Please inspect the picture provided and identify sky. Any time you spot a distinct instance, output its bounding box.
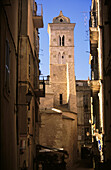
[36,0,91,80]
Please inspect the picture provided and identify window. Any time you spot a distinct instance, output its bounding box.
[62,35,65,46]
[32,106,34,126]
[60,18,63,22]
[20,140,26,150]
[5,39,10,93]
[35,101,39,122]
[20,139,26,154]
[85,128,89,137]
[83,95,88,112]
[59,35,65,46]
[59,36,61,46]
[60,94,62,104]
[29,54,31,78]
[62,52,66,64]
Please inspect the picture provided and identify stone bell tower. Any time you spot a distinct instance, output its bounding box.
[48,11,77,113]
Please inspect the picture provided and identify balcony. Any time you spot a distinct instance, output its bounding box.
[33,4,43,28]
[34,79,45,97]
[90,80,100,94]
[90,27,98,57]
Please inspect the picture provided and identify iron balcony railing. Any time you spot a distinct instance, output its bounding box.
[33,3,43,28]
[34,78,45,97]
[33,3,43,16]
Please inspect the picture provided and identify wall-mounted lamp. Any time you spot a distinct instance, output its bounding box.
[16,90,33,110]
[26,90,33,104]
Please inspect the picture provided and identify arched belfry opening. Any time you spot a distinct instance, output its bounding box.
[59,36,61,46]
[59,35,65,46]
[62,35,65,46]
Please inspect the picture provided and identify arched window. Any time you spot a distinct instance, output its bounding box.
[59,36,61,46]
[62,35,65,46]
[62,52,66,64]
[58,52,61,64]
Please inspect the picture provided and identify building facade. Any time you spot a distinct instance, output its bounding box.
[102,0,111,165]
[76,80,91,159]
[89,0,111,168]
[17,1,44,170]
[0,1,18,170]
[0,0,44,170]
[39,11,77,170]
[48,10,77,113]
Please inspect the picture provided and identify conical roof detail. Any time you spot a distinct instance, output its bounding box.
[59,10,63,16]
[53,11,70,23]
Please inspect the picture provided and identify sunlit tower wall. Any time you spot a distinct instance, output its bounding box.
[48,11,77,113]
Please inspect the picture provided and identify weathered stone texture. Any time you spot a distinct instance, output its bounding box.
[40,11,77,170]
[76,80,91,158]
[39,111,63,148]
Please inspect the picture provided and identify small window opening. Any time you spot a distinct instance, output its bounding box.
[60,94,63,105]
[29,54,31,78]
[60,19,63,22]
[59,36,61,46]
[62,35,65,46]
[62,56,64,59]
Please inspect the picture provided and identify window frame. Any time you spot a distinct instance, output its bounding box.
[60,94,63,105]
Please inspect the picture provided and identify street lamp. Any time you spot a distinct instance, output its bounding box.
[26,90,33,110]
[26,90,33,104]
[16,89,33,110]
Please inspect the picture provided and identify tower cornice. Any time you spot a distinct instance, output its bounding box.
[48,23,76,33]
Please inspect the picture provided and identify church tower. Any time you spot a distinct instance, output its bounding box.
[48,11,77,112]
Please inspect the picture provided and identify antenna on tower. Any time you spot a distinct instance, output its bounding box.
[81,11,89,42]
[81,11,88,26]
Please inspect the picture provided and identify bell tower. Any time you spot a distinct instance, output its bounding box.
[48,11,77,112]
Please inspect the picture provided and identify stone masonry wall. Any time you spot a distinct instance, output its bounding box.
[39,111,63,148]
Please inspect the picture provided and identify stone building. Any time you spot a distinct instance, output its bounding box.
[17,1,44,170]
[76,80,91,159]
[102,0,111,165]
[39,11,77,170]
[89,0,111,168]
[0,0,44,170]
[0,1,18,170]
